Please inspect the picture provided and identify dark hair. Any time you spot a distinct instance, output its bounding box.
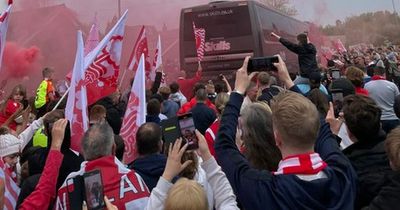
[195,88,208,102]
[343,95,381,142]
[192,83,206,98]
[241,103,281,171]
[43,110,71,152]
[42,67,54,78]
[147,99,161,115]
[136,123,161,155]
[297,33,308,45]
[114,135,125,161]
[90,105,106,122]
[179,151,198,179]
[170,82,180,93]
[373,66,385,76]
[307,89,329,117]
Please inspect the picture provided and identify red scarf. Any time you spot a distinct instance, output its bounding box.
[273,153,327,175]
[371,75,385,81]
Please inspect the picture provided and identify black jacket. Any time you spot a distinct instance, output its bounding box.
[257,86,282,104]
[364,172,400,210]
[343,130,392,209]
[279,38,318,78]
[190,103,217,134]
[129,154,167,191]
[214,92,357,210]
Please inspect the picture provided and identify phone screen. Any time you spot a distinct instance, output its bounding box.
[331,90,344,117]
[178,114,199,150]
[83,170,105,210]
[247,56,279,74]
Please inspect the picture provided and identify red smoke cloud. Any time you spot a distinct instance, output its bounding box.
[2,42,42,79]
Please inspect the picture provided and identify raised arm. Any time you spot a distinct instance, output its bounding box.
[196,130,238,210]
[19,119,67,210]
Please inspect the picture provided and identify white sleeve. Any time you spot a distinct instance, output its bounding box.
[145,177,173,210]
[18,117,44,150]
[201,157,239,210]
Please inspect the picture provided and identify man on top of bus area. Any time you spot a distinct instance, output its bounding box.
[271,32,318,84]
[177,62,202,100]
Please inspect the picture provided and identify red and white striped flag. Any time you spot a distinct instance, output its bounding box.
[193,22,206,62]
[0,4,11,74]
[120,54,146,164]
[65,31,88,152]
[84,11,128,105]
[66,14,100,81]
[0,159,20,210]
[127,26,151,77]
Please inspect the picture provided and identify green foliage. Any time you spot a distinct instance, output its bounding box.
[321,11,400,45]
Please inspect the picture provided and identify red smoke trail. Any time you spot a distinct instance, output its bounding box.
[2,42,42,79]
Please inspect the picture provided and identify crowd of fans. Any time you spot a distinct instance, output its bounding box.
[0,31,399,210]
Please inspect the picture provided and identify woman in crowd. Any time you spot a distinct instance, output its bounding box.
[0,85,28,131]
[204,92,229,156]
[146,131,238,210]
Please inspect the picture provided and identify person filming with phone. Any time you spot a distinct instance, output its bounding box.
[271,32,318,84]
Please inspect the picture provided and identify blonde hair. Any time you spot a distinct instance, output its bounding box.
[385,127,400,171]
[271,92,320,150]
[165,178,208,210]
[215,92,229,115]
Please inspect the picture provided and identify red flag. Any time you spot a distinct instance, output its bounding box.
[84,12,127,105]
[193,22,206,62]
[121,54,146,164]
[65,31,88,151]
[126,26,151,77]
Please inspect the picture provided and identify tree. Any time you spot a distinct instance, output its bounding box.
[257,0,298,16]
[321,11,400,45]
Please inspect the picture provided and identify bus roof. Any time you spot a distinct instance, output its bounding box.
[182,0,308,28]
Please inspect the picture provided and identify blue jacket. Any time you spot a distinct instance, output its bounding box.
[215,92,357,210]
[129,154,166,191]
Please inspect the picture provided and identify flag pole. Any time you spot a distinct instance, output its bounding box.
[119,68,129,89]
[52,87,70,111]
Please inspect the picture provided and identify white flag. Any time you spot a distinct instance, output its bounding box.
[65,31,88,152]
[120,54,146,164]
[0,4,11,73]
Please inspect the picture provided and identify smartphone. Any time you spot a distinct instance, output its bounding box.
[161,117,181,151]
[178,113,199,150]
[331,89,344,118]
[247,56,279,74]
[331,69,340,79]
[83,170,105,210]
[67,176,84,210]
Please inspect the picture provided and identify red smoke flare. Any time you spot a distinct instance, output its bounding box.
[2,42,42,79]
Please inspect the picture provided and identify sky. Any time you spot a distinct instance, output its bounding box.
[12,0,400,30]
[293,0,399,25]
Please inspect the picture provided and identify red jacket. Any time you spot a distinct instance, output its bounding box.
[55,156,149,210]
[177,70,202,100]
[177,98,217,116]
[20,149,64,210]
[204,119,220,156]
